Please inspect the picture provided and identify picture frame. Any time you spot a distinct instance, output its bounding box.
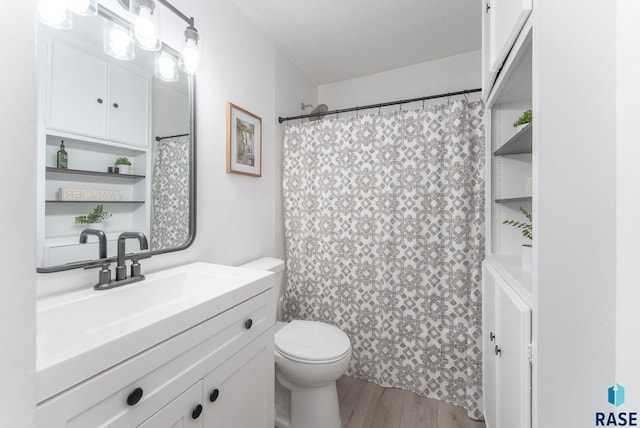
[226,102,262,177]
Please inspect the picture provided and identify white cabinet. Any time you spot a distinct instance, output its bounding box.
[203,333,274,428]
[47,41,149,148]
[36,290,275,428]
[483,262,531,428]
[139,381,204,428]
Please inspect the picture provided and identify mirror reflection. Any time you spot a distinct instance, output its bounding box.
[36,8,194,270]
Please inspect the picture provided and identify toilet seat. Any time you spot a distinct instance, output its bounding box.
[275,320,351,364]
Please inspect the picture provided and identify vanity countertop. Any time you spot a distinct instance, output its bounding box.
[36,262,273,403]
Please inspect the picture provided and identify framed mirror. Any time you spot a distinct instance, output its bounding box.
[36,5,196,272]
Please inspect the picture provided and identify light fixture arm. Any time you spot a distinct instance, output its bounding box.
[117,0,194,26]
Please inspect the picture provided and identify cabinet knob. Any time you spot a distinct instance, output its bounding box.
[495,345,502,357]
[113,103,119,108]
[489,332,495,342]
[191,404,203,419]
[97,98,103,104]
[244,318,253,330]
[209,388,220,402]
[126,387,143,406]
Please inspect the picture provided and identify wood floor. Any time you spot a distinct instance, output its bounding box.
[336,376,486,428]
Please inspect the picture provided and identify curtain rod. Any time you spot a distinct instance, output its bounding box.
[277,88,482,123]
[155,133,190,141]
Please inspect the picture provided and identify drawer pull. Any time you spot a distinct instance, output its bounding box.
[495,345,502,357]
[126,387,143,406]
[489,332,495,342]
[244,318,253,330]
[113,102,119,108]
[192,404,203,419]
[97,98,103,104]
[209,388,220,402]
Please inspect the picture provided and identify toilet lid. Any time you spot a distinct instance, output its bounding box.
[275,320,351,363]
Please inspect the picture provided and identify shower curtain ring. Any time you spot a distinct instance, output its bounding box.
[464,93,469,102]
[422,100,426,110]
[378,106,382,115]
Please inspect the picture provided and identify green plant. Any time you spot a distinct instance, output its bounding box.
[75,204,112,224]
[503,206,532,240]
[114,157,132,166]
[513,109,532,127]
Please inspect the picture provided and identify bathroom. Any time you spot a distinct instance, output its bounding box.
[2,0,640,427]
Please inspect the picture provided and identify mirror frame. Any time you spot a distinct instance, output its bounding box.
[36,7,197,273]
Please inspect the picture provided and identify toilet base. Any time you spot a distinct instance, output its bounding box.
[276,372,341,428]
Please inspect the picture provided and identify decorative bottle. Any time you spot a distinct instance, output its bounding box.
[56,141,68,169]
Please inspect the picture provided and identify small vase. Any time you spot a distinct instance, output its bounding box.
[521,244,532,271]
[76,222,104,232]
[117,165,132,175]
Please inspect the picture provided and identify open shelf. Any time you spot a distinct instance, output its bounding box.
[46,200,145,204]
[495,196,532,204]
[494,123,532,155]
[46,167,145,179]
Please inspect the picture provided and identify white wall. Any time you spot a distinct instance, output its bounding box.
[616,0,640,411]
[36,0,317,296]
[318,50,481,111]
[534,1,617,426]
[0,2,37,426]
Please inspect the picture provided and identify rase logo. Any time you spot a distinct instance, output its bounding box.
[596,384,638,426]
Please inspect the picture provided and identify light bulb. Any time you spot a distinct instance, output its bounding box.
[133,6,160,50]
[67,0,97,16]
[38,0,72,29]
[179,34,200,75]
[104,20,134,61]
[155,53,178,82]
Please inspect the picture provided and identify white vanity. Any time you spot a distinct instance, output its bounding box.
[36,263,275,427]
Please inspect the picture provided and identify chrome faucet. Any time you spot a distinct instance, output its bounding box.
[79,229,111,287]
[115,232,149,282]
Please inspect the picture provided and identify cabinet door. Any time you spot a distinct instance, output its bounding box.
[203,333,274,428]
[494,275,531,428]
[138,381,204,428]
[48,42,107,138]
[482,264,497,428]
[488,0,532,72]
[109,65,149,147]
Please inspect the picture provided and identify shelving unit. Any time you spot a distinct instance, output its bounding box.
[45,200,145,203]
[495,196,532,204]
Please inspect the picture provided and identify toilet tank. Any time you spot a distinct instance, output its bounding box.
[239,257,285,320]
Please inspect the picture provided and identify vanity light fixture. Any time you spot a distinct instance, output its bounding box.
[179,26,200,75]
[104,20,135,61]
[129,0,161,51]
[66,0,98,16]
[37,0,72,29]
[155,51,179,82]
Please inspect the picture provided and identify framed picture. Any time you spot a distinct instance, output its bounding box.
[226,103,262,177]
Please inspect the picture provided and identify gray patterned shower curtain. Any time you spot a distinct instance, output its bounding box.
[150,135,190,251]
[282,99,485,418]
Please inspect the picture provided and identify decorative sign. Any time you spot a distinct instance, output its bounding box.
[58,188,121,201]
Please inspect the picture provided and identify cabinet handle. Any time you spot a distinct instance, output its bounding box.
[486,2,490,13]
[489,332,495,342]
[209,388,220,402]
[495,345,502,357]
[191,404,203,419]
[97,98,103,104]
[244,318,253,330]
[113,103,119,108]
[126,387,143,406]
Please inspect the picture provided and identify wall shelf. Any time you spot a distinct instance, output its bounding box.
[493,123,532,155]
[45,200,145,204]
[46,167,145,179]
[495,196,532,204]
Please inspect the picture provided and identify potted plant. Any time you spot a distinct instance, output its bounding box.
[74,204,112,231]
[503,206,532,270]
[513,109,532,132]
[114,157,132,174]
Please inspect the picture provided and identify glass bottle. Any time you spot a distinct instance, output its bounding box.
[56,140,68,169]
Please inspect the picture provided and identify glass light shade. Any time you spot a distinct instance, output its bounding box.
[67,0,98,16]
[130,0,161,51]
[103,19,135,61]
[154,52,179,82]
[38,0,72,29]
[179,28,200,75]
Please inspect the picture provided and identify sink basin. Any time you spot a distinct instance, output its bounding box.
[36,262,274,403]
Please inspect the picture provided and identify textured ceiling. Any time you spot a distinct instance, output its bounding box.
[231,0,481,85]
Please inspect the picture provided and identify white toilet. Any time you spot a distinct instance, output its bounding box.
[240,257,352,428]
